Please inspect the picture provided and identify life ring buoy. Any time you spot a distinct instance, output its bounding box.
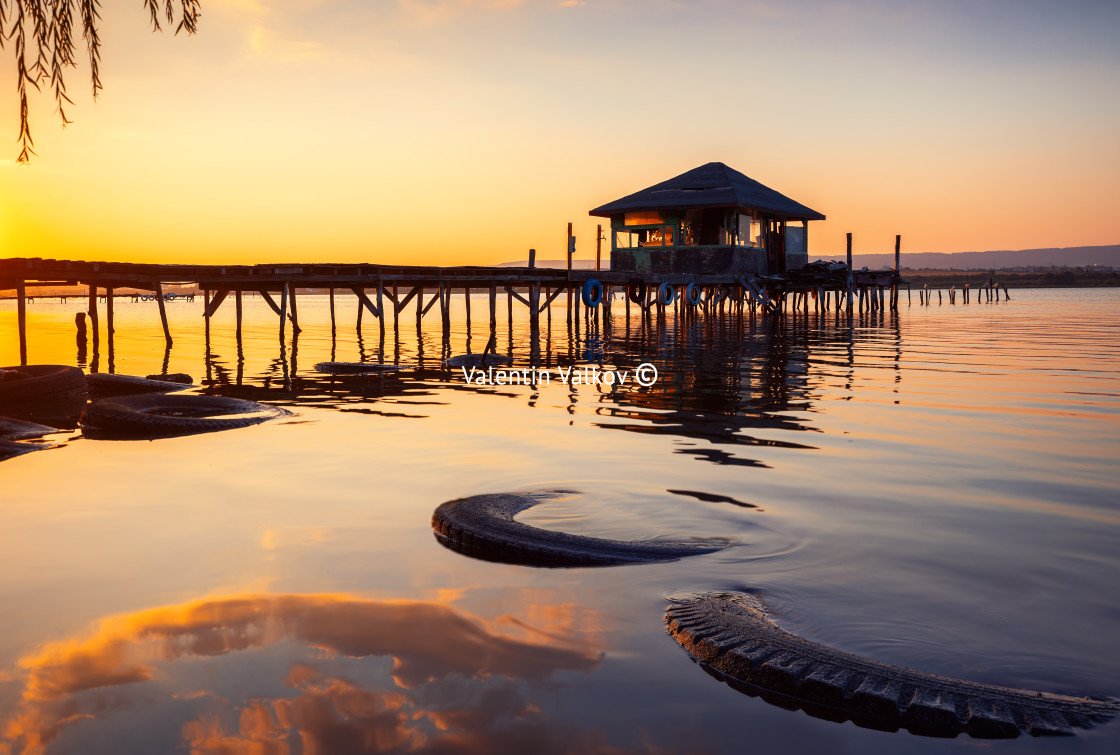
[80,393,291,440]
[658,282,676,306]
[626,278,647,305]
[684,282,701,306]
[581,279,603,308]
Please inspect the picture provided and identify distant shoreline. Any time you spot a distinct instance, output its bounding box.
[897,269,1120,288]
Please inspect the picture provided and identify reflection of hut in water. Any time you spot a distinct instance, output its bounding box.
[590,162,825,277]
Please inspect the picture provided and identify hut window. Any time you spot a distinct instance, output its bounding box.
[625,211,663,226]
[738,213,761,247]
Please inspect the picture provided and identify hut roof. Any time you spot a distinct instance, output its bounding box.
[589,162,825,221]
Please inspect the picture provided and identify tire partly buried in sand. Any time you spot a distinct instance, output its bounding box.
[432,492,728,567]
[86,372,196,398]
[0,365,87,403]
[80,393,291,440]
[666,592,1119,738]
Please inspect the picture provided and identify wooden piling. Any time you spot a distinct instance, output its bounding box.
[106,286,115,357]
[236,290,244,338]
[289,285,301,334]
[846,233,854,313]
[16,281,27,365]
[279,282,288,343]
[377,277,386,343]
[328,287,335,331]
[152,283,172,346]
[489,283,497,333]
[88,285,100,351]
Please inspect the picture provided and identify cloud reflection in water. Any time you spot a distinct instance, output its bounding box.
[1,594,612,754]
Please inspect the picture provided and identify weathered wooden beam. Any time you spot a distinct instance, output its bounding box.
[504,286,531,308]
[154,282,173,347]
[421,290,440,317]
[846,232,854,314]
[88,284,100,351]
[351,287,381,318]
[377,277,386,342]
[204,289,230,318]
[539,285,565,313]
[106,286,115,357]
[16,281,27,365]
[259,290,282,316]
[328,287,336,330]
[280,282,289,342]
[288,285,302,334]
[236,290,243,338]
[397,286,420,312]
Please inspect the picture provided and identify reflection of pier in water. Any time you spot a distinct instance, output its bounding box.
[188,297,902,471]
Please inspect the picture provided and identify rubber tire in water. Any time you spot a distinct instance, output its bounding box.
[627,278,647,305]
[80,393,291,440]
[0,365,88,403]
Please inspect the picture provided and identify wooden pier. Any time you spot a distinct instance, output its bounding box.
[0,244,1009,368]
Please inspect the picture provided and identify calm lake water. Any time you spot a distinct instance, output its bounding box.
[1,286,1118,754]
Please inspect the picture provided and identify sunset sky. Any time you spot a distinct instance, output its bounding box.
[1,0,1118,266]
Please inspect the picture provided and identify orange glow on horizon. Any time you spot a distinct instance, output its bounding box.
[1,1,1117,266]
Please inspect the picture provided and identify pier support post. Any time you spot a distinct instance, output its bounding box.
[377,277,386,344]
[357,287,364,330]
[846,233,854,314]
[16,281,27,365]
[439,283,449,334]
[529,283,540,366]
[328,287,335,332]
[153,282,173,348]
[489,284,497,334]
[280,282,288,343]
[106,286,115,363]
[236,290,243,339]
[88,284,100,351]
[393,285,401,351]
[289,285,301,335]
[464,286,471,333]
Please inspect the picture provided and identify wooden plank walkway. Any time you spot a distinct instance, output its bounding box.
[2,253,1007,369]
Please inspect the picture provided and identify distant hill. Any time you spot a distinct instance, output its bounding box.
[845,244,1120,270]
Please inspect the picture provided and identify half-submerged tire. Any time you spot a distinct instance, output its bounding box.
[314,362,406,375]
[432,492,728,567]
[0,416,57,441]
[80,393,291,440]
[87,372,195,398]
[445,354,513,369]
[666,593,1118,738]
[0,365,87,403]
